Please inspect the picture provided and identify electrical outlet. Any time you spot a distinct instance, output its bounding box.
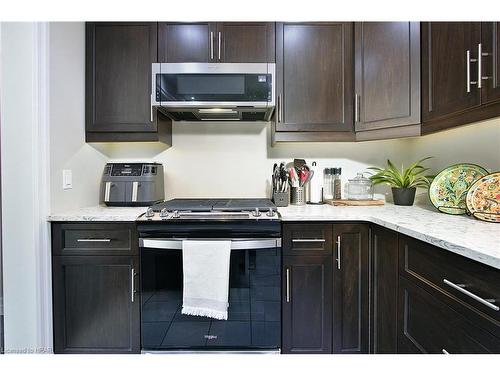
[63,169,72,190]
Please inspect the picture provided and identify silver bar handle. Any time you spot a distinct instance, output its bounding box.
[467,49,478,93]
[278,94,282,122]
[210,31,214,60]
[131,268,137,303]
[140,238,281,251]
[132,181,139,202]
[354,94,359,122]
[478,43,482,89]
[218,32,222,61]
[77,238,111,243]
[292,238,326,243]
[336,235,341,270]
[286,268,290,303]
[104,181,111,202]
[443,279,499,311]
[442,349,450,354]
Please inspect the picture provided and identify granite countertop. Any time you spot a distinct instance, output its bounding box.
[48,203,500,270]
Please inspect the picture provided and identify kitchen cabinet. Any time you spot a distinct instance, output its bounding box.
[51,222,141,354]
[273,22,354,142]
[354,22,421,141]
[369,225,398,354]
[480,22,500,105]
[85,22,171,143]
[421,22,500,134]
[398,277,500,354]
[52,255,140,354]
[158,22,275,63]
[332,223,369,354]
[282,255,333,354]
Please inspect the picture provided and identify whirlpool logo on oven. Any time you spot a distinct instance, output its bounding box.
[204,335,218,340]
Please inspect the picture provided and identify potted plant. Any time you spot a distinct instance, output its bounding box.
[368,158,434,206]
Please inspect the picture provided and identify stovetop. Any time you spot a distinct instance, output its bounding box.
[141,198,279,221]
[150,198,277,212]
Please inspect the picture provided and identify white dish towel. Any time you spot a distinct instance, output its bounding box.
[181,240,232,320]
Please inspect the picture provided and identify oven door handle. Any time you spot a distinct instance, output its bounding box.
[139,238,281,250]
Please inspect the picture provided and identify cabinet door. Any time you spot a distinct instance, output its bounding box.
[481,22,500,105]
[158,22,216,63]
[332,223,369,354]
[422,22,481,123]
[370,226,398,354]
[275,22,354,133]
[282,256,333,354]
[86,22,157,134]
[53,256,140,353]
[217,22,275,63]
[398,277,500,354]
[354,22,420,133]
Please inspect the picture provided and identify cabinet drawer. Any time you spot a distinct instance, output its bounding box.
[283,223,332,256]
[399,235,500,326]
[52,223,138,256]
[398,277,500,354]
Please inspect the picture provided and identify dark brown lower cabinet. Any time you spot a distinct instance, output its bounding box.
[282,255,333,354]
[52,255,140,354]
[370,225,399,354]
[398,277,500,354]
[333,224,369,354]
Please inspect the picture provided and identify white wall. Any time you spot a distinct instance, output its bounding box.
[0,22,39,352]
[49,22,107,213]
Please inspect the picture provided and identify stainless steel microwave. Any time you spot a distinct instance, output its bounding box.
[151,63,275,121]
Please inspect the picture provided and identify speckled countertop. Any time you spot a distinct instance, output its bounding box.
[48,203,500,270]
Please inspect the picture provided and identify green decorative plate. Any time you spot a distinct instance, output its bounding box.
[429,163,488,215]
[466,172,500,223]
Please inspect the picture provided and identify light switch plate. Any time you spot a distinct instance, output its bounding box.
[63,169,72,190]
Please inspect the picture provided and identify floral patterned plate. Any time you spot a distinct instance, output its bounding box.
[466,172,500,223]
[429,163,488,215]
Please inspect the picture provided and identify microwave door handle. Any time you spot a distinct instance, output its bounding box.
[132,181,139,203]
[104,182,111,202]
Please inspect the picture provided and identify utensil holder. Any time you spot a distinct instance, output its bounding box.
[273,191,289,207]
[291,187,305,206]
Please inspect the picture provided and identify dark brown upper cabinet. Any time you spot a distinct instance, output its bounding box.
[85,22,171,143]
[158,22,275,63]
[282,255,333,354]
[158,22,216,63]
[354,22,421,141]
[216,22,275,63]
[480,22,500,105]
[421,22,500,134]
[332,223,369,354]
[273,22,355,142]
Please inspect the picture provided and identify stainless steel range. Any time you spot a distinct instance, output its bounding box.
[137,198,281,352]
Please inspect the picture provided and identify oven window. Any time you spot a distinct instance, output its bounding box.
[140,247,281,350]
[156,73,272,102]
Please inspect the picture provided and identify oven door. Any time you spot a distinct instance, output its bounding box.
[151,63,275,107]
[140,238,281,351]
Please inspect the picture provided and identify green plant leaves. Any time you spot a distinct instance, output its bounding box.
[367,157,434,189]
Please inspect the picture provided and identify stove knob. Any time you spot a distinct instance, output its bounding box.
[159,208,169,219]
[252,208,261,217]
[172,210,180,219]
[145,207,154,219]
[266,208,276,217]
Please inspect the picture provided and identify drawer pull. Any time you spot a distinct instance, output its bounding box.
[443,279,500,312]
[292,238,326,243]
[77,238,112,243]
[442,349,450,354]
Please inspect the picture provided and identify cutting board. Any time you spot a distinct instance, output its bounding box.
[325,199,385,206]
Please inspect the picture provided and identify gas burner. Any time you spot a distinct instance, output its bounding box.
[140,198,279,221]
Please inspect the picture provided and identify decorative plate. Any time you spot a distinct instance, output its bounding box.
[466,172,500,223]
[429,163,488,215]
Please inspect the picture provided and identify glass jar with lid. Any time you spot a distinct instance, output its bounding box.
[347,173,374,200]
